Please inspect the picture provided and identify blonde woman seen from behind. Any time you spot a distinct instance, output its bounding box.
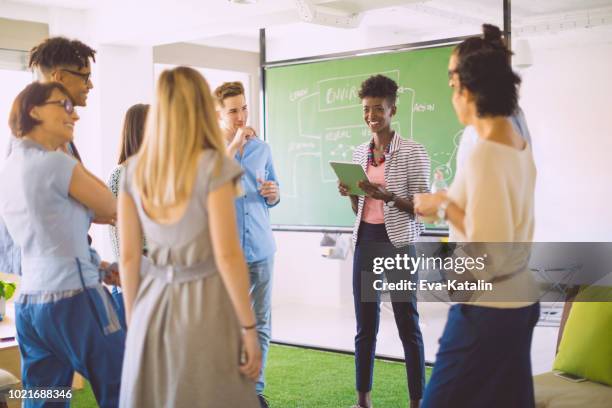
[118,66,261,407]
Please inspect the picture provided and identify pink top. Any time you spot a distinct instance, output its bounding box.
[361,161,386,224]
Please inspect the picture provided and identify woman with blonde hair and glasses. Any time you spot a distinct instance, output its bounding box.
[118,66,261,407]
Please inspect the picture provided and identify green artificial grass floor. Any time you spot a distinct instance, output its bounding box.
[72,344,432,407]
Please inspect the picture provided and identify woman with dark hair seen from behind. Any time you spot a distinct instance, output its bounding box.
[118,67,260,407]
[107,103,149,326]
[0,82,125,407]
[415,24,540,408]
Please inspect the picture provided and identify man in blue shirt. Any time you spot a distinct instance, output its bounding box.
[215,81,279,408]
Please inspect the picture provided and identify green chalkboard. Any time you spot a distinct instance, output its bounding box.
[266,45,463,228]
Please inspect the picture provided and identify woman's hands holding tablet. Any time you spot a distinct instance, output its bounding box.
[338,181,351,196]
[358,180,393,202]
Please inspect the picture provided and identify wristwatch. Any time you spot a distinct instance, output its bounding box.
[386,193,397,208]
[437,198,450,221]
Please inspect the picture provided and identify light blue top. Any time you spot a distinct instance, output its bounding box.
[0,136,20,275]
[456,107,532,169]
[0,139,100,293]
[0,219,20,275]
[233,138,279,263]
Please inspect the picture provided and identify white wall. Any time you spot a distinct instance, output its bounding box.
[520,34,612,242]
[273,231,353,308]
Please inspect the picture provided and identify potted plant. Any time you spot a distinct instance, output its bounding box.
[0,281,16,321]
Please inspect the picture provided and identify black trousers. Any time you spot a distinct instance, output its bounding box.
[352,222,425,399]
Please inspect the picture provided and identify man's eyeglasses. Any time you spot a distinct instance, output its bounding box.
[61,69,91,84]
[41,99,75,114]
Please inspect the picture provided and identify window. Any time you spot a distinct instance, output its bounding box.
[154,63,251,110]
[0,49,34,165]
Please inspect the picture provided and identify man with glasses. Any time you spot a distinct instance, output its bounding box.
[2,38,95,160]
[28,37,96,159]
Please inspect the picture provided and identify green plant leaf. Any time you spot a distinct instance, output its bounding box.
[4,282,16,300]
[0,281,16,300]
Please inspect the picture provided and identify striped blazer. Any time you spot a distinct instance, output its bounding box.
[352,133,431,247]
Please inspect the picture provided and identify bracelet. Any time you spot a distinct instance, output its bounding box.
[384,192,396,204]
[242,323,257,330]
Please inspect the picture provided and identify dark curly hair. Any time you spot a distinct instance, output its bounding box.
[358,74,398,105]
[9,82,72,137]
[29,37,96,71]
[454,24,521,117]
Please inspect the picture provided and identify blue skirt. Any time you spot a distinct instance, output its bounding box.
[422,302,540,408]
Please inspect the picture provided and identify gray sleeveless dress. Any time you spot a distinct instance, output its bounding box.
[118,151,259,408]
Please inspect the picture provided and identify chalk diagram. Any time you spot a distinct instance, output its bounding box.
[281,70,460,198]
[430,129,462,184]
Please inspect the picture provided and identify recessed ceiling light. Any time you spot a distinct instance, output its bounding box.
[228,0,258,4]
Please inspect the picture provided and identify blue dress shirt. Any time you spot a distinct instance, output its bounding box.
[233,138,279,263]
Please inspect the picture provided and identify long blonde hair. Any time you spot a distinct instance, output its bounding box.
[135,66,225,210]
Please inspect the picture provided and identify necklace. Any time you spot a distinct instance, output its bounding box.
[367,140,390,167]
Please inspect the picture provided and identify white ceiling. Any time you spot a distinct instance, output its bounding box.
[1,0,611,54]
